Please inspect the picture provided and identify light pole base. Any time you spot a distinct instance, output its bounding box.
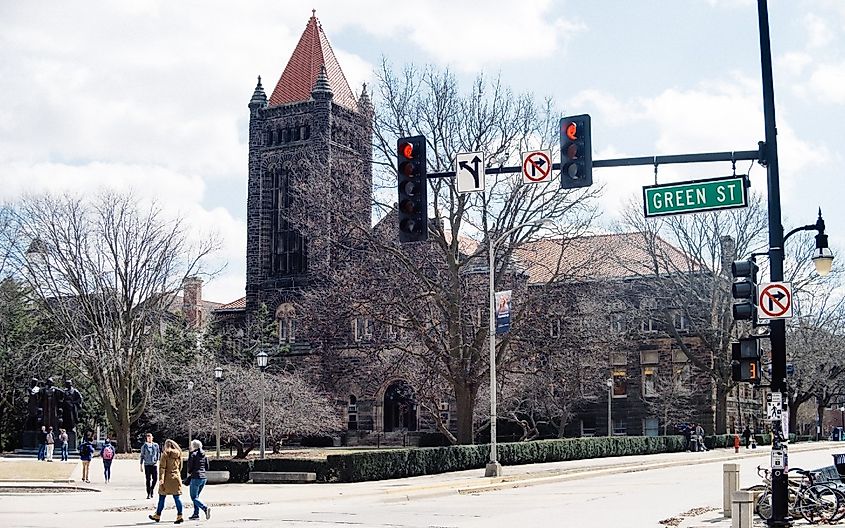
[484,461,502,477]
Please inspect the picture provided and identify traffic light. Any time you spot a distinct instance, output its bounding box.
[731,337,762,383]
[731,259,758,321]
[397,136,428,243]
[559,114,593,189]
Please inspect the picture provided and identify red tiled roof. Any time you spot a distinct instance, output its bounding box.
[515,232,704,284]
[269,14,357,111]
[215,296,246,311]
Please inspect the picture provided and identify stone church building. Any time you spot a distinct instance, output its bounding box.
[212,13,761,444]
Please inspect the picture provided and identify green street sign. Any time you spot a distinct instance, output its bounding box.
[643,175,748,218]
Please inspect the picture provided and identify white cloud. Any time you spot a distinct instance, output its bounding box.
[807,62,845,104]
[803,13,835,49]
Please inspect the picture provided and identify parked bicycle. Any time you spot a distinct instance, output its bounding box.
[749,465,840,524]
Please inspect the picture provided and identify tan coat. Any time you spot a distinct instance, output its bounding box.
[157,447,182,496]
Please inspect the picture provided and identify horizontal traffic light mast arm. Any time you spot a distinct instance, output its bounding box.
[426,149,760,178]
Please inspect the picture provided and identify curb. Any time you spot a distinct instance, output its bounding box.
[381,442,835,502]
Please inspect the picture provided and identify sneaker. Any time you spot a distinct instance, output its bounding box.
[205,506,211,520]
[188,515,200,520]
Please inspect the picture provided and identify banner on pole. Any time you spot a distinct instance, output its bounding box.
[495,290,512,335]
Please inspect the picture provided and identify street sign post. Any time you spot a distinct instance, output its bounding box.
[521,150,553,184]
[642,175,747,218]
[456,152,485,193]
[757,282,793,320]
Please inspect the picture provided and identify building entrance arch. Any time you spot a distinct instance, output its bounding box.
[383,380,417,432]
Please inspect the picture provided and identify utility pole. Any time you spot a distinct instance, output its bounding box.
[756,1,788,525]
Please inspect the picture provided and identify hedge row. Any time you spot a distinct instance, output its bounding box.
[323,435,685,483]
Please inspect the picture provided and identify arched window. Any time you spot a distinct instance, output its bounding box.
[347,396,358,431]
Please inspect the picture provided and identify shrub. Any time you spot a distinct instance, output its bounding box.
[322,436,684,483]
[209,459,253,483]
[300,436,334,448]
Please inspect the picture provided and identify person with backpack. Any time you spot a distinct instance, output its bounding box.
[58,428,69,462]
[101,439,116,483]
[79,435,94,483]
[186,439,211,520]
[140,433,161,499]
[45,426,55,462]
[148,439,184,524]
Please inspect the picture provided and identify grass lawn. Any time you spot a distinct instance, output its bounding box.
[0,461,77,481]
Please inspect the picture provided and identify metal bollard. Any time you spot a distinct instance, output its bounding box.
[723,463,740,517]
[731,490,754,528]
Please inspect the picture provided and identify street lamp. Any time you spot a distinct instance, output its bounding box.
[839,406,844,436]
[485,217,553,478]
[187,380,194,446]
[256,351,269,459]
[606,378,614,437]
[214,367,223,458]
[783,209,835,276]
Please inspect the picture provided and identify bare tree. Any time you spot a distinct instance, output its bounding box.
[289,62,603,444]
[613,195,769,433]
[2,192,218,452]
[148,361,342,458]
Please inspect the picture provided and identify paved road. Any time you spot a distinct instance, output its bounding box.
[1,443,841,527]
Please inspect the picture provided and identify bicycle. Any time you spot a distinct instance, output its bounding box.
[750,465,840,524]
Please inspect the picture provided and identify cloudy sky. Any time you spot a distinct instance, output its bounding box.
[1,0,843,303]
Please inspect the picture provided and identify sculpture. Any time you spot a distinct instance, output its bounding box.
[62,379,83,429]
[40,377,63,431]
[26,378,42,429]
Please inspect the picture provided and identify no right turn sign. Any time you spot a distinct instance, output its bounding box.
[757,282,793,320]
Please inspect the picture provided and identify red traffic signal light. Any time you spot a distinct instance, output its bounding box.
[397,136,428,243]
[560,114,592,189]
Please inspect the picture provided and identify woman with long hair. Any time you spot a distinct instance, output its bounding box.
[148,439,184,524]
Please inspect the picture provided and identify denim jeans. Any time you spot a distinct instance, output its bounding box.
[60,443,68,461]
[156,494,183,515]
[37,443,46,460]
[103,459,112,481]
[189,478,207,517]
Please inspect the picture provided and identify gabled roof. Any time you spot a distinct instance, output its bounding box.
[516,232,704,284]
[214,296,246,312]
[269,12,357,111]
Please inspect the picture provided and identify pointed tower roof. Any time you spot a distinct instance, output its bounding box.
[269,12,357,110]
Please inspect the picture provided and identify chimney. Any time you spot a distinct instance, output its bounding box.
[182,276,203,328]
[720,236,736,276]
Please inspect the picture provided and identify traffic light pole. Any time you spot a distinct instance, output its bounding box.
[756,0,789,525]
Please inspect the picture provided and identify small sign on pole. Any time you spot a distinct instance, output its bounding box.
[495,290,511,335]
[521,150,553,184]
[456,152,485,193]
[757,282,793,320]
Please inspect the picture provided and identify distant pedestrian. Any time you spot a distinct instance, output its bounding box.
[679,424,692,452]
[695,424,707,452]
[78,435,94,483]
[148,439,184,524]
[742,426,752,449]
[37,426,47,461]
[45,426,55,461]
[140,433,161,499]
[186,439,211,520]
[59,428,69,461]
[101,439,116,483]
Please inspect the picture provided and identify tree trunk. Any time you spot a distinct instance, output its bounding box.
[111,394,133,453]
[788,400,800,434]
[454,383,477,445]
[714,384,728,434]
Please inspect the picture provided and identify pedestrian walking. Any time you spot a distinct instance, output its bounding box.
[79,435,94,483]
[695,423,707,452]
[37,426,47,461]
[186,439,211,520]
[101,439,116,483]
[59,428,69,461]
[742,426,752,449]
[140,433,161,499]
[148,439,184,524]
[45,426,55,462]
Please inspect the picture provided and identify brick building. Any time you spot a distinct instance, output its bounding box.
[214,13,762,443]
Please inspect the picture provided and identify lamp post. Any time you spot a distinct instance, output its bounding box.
[839,407,844,437]
[187,380,194,446]
[214,367,223,458]
[485,217,553,478]
[256,351,269,459]
[606,378,614,437]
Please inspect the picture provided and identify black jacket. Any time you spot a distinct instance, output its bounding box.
[187,449,209,479]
